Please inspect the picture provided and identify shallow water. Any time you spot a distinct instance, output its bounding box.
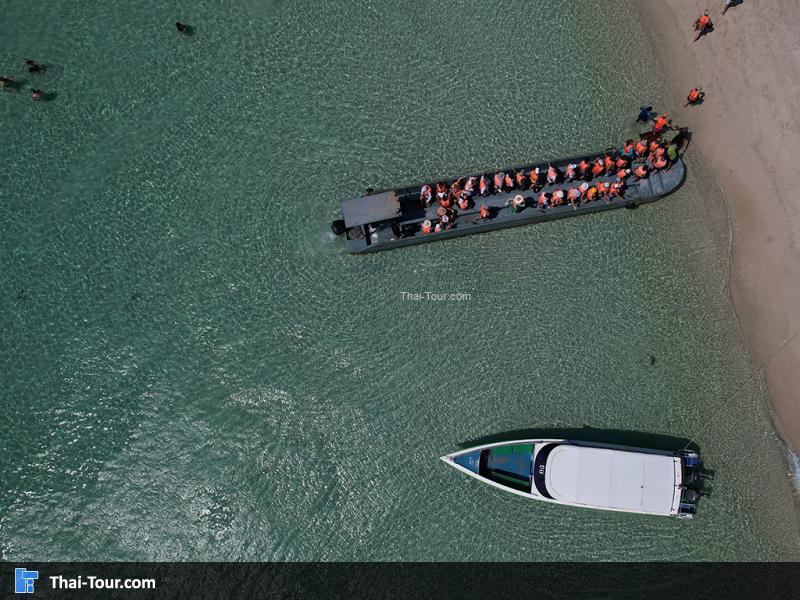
[1,0,798,560]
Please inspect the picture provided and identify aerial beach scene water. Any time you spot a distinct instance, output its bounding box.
[2,0,800,568]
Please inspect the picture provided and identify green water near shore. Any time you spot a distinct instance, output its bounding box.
[1,0,798,560]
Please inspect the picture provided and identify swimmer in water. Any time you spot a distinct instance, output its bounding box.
[23,59,43,73]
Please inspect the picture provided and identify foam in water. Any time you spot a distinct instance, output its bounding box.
[788,449,800,495]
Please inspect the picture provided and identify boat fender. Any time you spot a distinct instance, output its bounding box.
[331,220,347,236]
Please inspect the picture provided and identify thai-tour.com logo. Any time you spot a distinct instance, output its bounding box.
[13,567,156,593]
[15,568,38,594]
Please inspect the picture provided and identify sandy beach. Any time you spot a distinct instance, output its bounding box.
[639,0,800,453]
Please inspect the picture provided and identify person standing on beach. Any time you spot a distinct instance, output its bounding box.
[652,114,670,135]
[685,87,703,106]
[636,106,655,123]
[721,0,737,16]
[694,10,713,42]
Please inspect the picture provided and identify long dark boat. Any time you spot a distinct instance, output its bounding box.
[331,148,685,254]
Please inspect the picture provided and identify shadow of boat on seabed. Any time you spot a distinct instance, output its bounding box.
[459,425,698,454]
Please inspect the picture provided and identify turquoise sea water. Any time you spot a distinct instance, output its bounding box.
[1,0,798,560]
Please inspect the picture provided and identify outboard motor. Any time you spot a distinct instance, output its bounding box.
[680,450,701,467]
[682,488,700,504]
[331,219,347,236]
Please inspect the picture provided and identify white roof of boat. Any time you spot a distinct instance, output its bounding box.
[544,445,679,515]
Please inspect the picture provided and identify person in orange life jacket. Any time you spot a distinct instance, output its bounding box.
[694,10,712,42]
[479,175,490,196]
[685,87,703,106]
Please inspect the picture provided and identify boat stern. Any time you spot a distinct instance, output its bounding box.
[676,450,705,518]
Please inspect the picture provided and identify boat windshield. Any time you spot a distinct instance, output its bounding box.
[479,444,533,492]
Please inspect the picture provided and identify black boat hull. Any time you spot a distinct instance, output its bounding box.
[339,152,686,254]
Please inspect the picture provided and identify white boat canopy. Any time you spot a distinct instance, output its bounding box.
[544,445,681,515]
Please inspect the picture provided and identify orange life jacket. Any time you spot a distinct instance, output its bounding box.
[603,156,614,171]
[480,205,490,218]
[635,141,648,155]
[617,168,628,180]
[634,166,648,178]
[505,174,514,188]
[586,187,598,200]
[579,160,590,173]
[592,161,604,176]
[616,157,628,169]
[698,15,710,27]
[688,88,700,101]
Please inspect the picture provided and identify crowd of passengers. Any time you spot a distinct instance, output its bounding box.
[417,135,679,234]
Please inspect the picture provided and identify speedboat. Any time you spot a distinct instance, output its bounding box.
[441,439,703,518]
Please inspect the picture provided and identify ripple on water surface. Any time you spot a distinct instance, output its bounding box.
[1,0,798,560]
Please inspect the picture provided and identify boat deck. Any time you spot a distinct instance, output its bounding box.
[343,155,685,254]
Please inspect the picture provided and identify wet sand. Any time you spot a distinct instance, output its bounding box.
[638,0,800,452]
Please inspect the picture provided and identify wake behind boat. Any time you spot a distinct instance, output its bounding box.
[441,439,705,518]
[331,135,686,254]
